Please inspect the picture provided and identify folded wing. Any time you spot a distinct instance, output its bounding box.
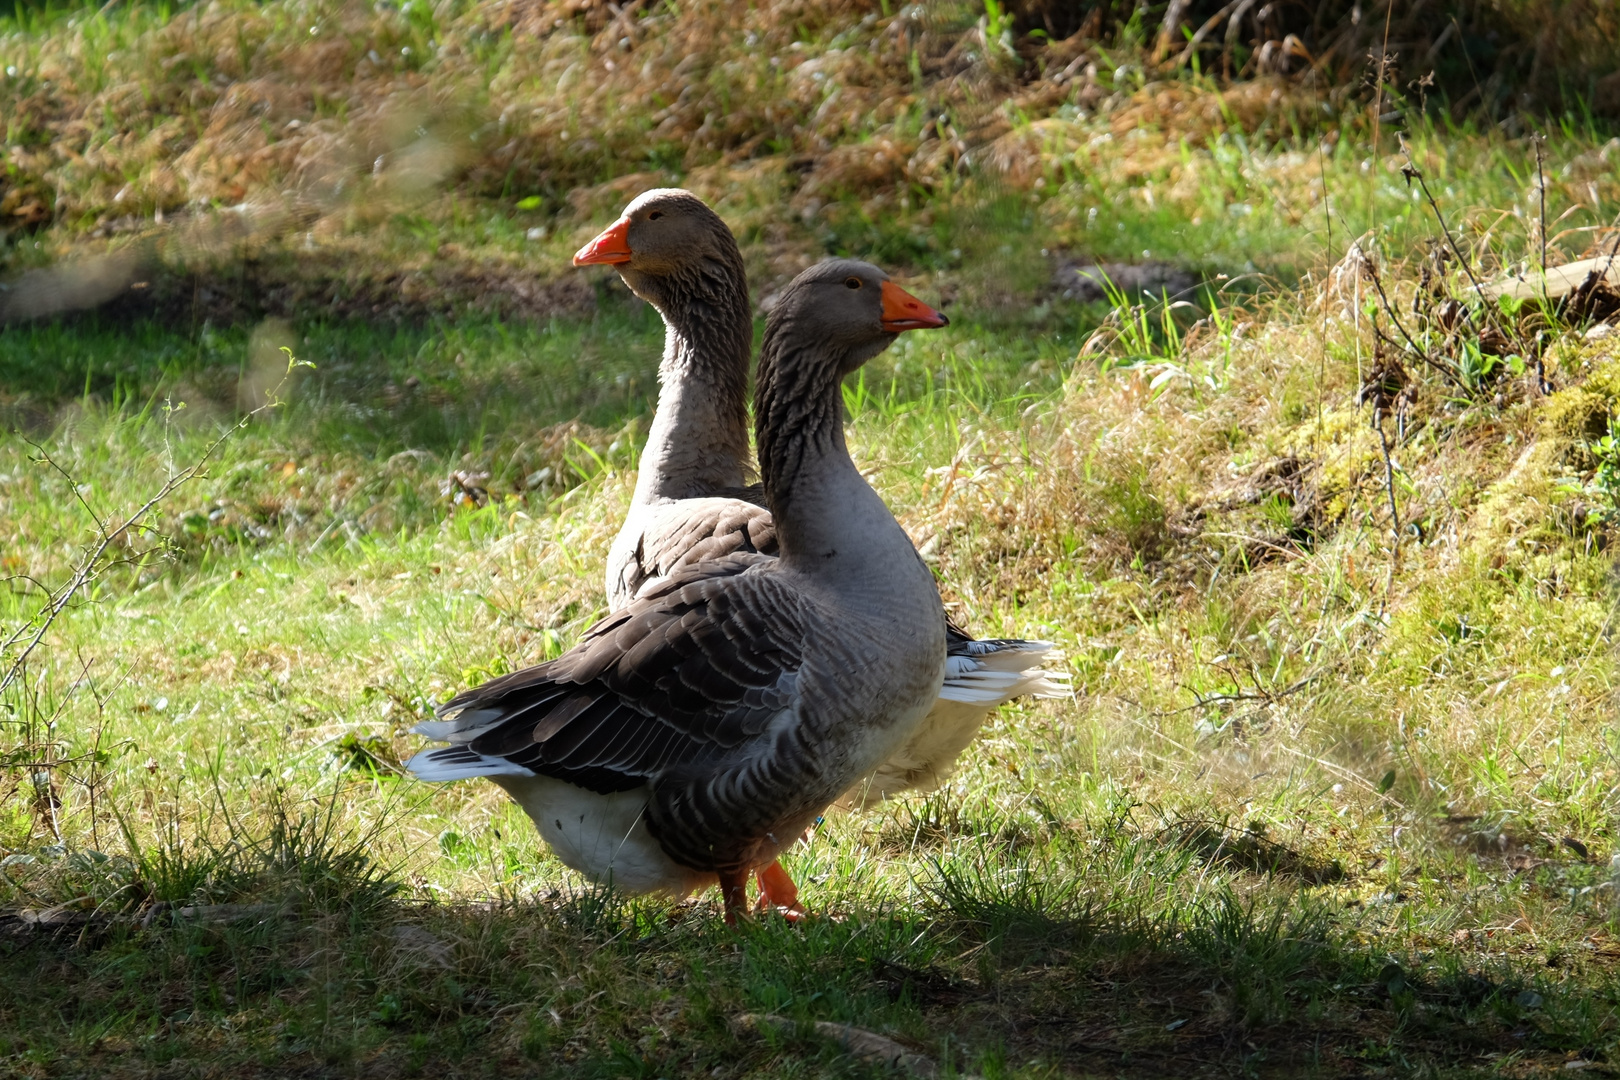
[623,494,777,603]
[409,554,804,797]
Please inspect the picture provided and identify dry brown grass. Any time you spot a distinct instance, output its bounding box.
[1,0,1614,331]
[7,0,1610,250]
[0,0,1345,320]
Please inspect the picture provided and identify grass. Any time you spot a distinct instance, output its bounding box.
[2,0,1620,1076]
[4,236,1620,1075]
[2,0,1617,328]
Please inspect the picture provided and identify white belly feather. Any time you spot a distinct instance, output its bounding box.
[491,775,716,897]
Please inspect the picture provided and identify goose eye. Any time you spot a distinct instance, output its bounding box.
[648,210,664,220]
[844,277,862,289]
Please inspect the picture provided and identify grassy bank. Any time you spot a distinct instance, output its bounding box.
[2,0,1617,327]
[2,0,1620,1077]
[3,222,1620,1076]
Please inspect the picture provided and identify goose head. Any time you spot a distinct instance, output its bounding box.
[572,188,743,314]
[764,258,949,375]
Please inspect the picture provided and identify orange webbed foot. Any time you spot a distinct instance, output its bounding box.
[755,860,808,922]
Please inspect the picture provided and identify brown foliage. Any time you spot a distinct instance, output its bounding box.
[0,0,1354,248]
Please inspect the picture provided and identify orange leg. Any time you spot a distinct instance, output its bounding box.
[718,869,750,926]
[755,860,807,922]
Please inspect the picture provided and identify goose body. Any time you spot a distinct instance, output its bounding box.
[410,261,951,914]
[573,189,1066,810]
[414,553,942,898]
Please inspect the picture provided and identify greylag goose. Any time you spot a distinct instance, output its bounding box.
[574,189,1067,809]
[410,260,951,921]
[573,188,763,610]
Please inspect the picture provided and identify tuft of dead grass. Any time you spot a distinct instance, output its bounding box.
[0,0,1363,325]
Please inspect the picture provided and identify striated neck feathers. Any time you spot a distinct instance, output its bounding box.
[753,313,863,563]
[629,246,753,505]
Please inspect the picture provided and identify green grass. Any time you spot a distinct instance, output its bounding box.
[3,244,1620,1075]
[2,1,1620,1072]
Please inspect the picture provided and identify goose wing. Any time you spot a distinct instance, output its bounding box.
[624,495,778,601]
[409,553,805,795]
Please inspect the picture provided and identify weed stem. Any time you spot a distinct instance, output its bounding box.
[1398,138,1518,362]
[1373,404,1400,617]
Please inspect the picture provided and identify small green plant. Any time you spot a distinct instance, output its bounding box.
[1584,415,1620,524]
[1085,278,1187,371]
[981,0,1013,46]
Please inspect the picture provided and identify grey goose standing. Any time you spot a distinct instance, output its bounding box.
[409,260,952,920]
[571,189,1067,815]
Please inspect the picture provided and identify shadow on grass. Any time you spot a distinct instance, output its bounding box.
[0,816,1607,1079]
[0,305,667,452]
[909,837,1606,1077]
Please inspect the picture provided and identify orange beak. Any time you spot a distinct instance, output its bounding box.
[573,218,632,266]
[879,280,949,331]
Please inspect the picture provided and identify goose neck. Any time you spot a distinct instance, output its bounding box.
[754,334,897,578]
[631,268,752,505]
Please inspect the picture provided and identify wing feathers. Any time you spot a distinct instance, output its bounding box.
[622,497,778,605]
[409,554,803,797]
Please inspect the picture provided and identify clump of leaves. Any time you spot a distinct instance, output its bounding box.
[1581,414,1620,525]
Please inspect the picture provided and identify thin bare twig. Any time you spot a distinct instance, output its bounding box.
[24,438,108,537]
[1529,133,1556,394]
[0,356,308,702]
[1534,133,1548,276]
[1119,669,1329,718]
[1371,4,1395,170]
[1596,214,1620,281]
[1396,146,1491,300]
[1372,403,1401,617]
[1362,265,1465,387]
[0,465,195,699]
[1397,137,1520,357]
[1318,135,1333,263]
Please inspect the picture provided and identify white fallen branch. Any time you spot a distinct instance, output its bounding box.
[1474,254,1620,301]
[169,902,282,924]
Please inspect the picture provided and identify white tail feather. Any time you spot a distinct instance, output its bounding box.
[406,747,536,782]
[410,719,460,741]
[940,641,1070,705]
[412,709,511,744]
